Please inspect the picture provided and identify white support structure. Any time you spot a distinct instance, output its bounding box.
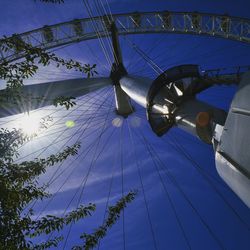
[119,66,250,208]
[1,11,250,208]
[214,71,250,208]
[119,75,153,107]
[0,77,111,118]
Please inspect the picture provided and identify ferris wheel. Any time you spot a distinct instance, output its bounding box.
[1,7,250,250]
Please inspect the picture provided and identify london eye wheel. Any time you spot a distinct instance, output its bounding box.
[1,1,250,249]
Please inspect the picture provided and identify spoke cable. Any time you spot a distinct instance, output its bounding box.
[127,119,158,250]
[139,132,225,250]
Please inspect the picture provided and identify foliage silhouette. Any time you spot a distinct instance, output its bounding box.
[0,8,136,249]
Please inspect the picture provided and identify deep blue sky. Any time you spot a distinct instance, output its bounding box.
[1,1,250,250]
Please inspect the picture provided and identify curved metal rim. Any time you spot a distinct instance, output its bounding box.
[6,11,250,36]
[1,10,250,63]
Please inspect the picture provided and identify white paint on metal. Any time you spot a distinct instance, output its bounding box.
[120,75,153,107]
[0,77,111,118]
[113,85,133,116]
[215,70,250,208]
[215,152,250,208]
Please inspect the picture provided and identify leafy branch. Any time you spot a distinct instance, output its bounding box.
[0,124,137,249]
[0,35,98,89]
[53,96,76,110]
[73,191,138,250]
[29,204,96,238]
[0,3,136,248]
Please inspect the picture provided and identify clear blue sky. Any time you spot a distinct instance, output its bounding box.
[1,1,250,249]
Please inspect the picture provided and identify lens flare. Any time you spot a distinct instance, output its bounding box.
[65,120,75,128]
[130,116,141,127]
[18,114,40,136]
[112,117,123,127]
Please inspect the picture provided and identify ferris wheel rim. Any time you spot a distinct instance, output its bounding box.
[1,7,250,250]
[1,10,250,63]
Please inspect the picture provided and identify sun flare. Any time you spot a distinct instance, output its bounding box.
[18,114,41,136]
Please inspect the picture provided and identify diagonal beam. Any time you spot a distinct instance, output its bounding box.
[0,77,111,118]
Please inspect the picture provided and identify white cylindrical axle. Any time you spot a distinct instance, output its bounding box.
[120,75,153,107]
